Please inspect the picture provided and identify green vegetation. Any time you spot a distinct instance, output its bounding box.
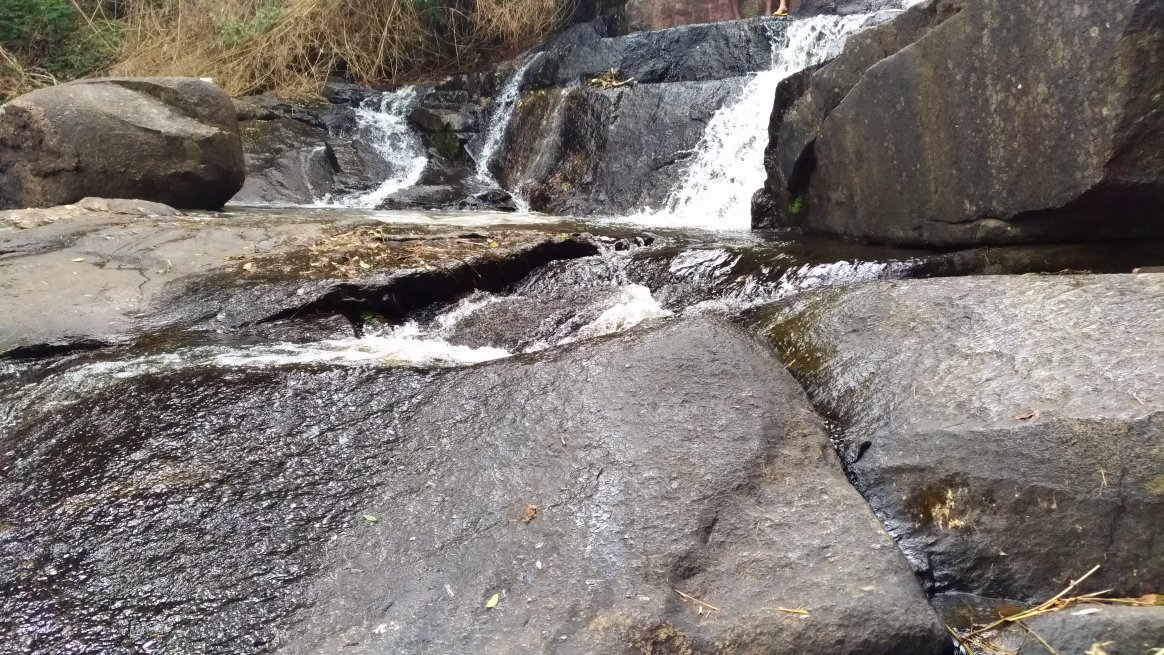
[788,194,807,216]
[214,3,282,48]
[2,0,578,101]
[1,0,124,100]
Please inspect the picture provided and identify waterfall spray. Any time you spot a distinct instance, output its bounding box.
[474,51,545,206]
[632,14,872,230]
[318,87,429,209]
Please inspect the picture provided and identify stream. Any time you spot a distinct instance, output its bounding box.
[3,7,1158,654]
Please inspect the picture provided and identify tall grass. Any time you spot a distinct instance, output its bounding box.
[0,44,58,100]
[0,0,574,100]
[112,0,573,97]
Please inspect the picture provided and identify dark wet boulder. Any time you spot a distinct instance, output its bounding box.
[0,77,245,210]
[755,274,1164,601]
[0,210,604,356]
[0,317,951,654]
[755,0,1164,246]
[233,117,339,205]
[497,77,745,214]
[996,606,1164,654]
[525,18,781,88]
[754,0,967,228]
[625,0,906,30]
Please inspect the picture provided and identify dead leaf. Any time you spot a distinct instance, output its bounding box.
[488,241,500,248]
[522,504,538,523]
[485,593,500,609]
[1136,593,1161,605]
[362,514,378,523]
[1014,411,1037,421]
[242,262,257,273]
[1086,642,1113,655]
[773,607,810,615]
[71,257,85,262]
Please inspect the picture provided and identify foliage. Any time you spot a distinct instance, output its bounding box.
[1,0,574,100]
[215,3,282,48]
[0,0,124,100]
[112,0,573,97]
[788,195,806,216]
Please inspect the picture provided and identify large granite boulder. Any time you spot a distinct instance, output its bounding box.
[755,274,1164,602]
[0,317,952,654]
[0,78,245,210]
[754,0,1164,246]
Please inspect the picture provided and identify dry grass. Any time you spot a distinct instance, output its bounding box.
[0,45,57,101]
[110,0,573,97]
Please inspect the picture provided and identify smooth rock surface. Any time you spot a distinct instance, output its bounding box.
[755,0,1164,246]
[233,117,339,205]
[754,0,966,227]
[0,78,245,210]
[755,274,1164,601]
[0,208,603,356]
[997,606,1164,654]
[0,317,951,654]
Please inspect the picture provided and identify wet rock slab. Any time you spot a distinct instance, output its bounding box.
[0,205,606,357]
[0,317,950,654]
[754,274,1164,601]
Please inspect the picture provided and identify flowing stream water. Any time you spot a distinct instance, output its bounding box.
[317,87,429,209]
[629,14,873,230]
[474,52,546,197]
[0,12,1012,652]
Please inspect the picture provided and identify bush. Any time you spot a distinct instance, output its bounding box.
[0,0,123,99]
[1,0,573,100]
[113,0,573,96]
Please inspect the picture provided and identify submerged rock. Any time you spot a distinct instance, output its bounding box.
[0,78,245,210]
[0,317,951,654]
[755,274,1164,601]
[755,0,1164,246]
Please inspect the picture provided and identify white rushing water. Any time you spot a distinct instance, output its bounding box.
[318,87,429,209]
[631,14,874,230]
[475,51,545,190]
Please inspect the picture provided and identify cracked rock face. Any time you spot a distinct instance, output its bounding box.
[0,206,607,357]
[0,317,951,654]
[755,274,1164,601]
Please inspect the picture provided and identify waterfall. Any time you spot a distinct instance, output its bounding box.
[475,51,545,191]
[632,14,873,230]
[319,87,428,209]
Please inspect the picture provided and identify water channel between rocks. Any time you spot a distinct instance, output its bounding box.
[3,3,1163,652]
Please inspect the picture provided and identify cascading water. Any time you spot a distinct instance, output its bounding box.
[318,87,428,209]
[631,14,874,230]
[474,52,545,204]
